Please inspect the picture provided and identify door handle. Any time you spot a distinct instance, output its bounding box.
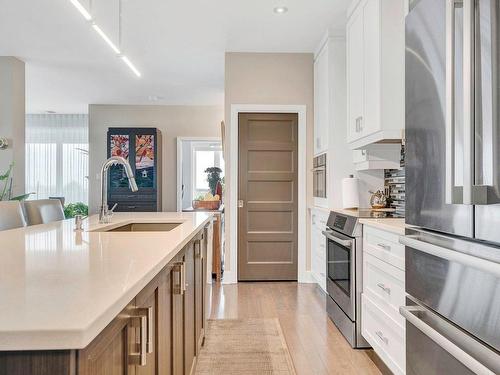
[462,0,474,205]
[322,230,353,248]
[445,0,464,204]
[400,306,497,375]
[399,235,500,278]
[238,200,244,208]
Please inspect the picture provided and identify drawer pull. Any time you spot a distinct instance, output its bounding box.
[129,308,150,366]
[377,243,391,251]
[173,262,185,295]
[377,283,391,295]
[375,330,389,345]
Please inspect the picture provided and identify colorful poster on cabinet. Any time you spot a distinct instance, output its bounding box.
[110,135,130,159]
[110,134,130,188]
[135,135,155,188]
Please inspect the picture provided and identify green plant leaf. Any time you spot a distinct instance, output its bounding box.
[64,202,89,219]
[0,165,12,181]
[10,193,32,201]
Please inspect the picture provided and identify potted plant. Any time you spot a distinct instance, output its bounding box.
[0,163,32,201]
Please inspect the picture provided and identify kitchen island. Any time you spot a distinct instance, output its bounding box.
[0,212,213,375]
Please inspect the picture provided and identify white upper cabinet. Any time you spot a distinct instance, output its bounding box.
[346,0,405,150]
[347,6,364,143]
[314,44,329,155]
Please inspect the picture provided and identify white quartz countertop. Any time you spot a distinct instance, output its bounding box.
[0,212,213,351]
[359,218,406,235]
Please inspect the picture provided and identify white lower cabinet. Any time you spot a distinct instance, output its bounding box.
[362,294,405,375]
[362,224,406,374]
[311,209,328,292]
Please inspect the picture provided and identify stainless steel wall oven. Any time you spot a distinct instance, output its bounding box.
[313,153,327,198]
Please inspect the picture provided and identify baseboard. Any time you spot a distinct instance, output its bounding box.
[298,270,315,284]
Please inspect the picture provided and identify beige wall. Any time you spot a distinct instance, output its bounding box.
[0,57,25,196]
[89,105,223,213]
[224,52,314,279]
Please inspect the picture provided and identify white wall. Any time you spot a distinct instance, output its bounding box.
[89,105,223,213]
[0,57,25,196]
[356,170,385,207]
[224,52,314,282]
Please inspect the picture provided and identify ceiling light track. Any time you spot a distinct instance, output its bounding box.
[69,0,141,77]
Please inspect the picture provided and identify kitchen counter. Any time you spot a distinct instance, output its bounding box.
[0,212,213,351]
[359,218,406,235]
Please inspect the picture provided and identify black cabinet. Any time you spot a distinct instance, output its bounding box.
[107,128,162,212]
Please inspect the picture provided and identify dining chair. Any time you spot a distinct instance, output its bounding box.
[0,201,27,231]
[23,199,65,225]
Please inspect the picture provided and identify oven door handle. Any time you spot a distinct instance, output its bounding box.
[400,306,497,375]
[322,230,353,248]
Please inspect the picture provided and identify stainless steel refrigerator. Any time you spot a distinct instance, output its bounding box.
[404,0,500,373]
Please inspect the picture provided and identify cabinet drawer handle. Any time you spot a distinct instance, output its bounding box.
[377,283,391,295]
[375,330,389,345]
[195,239,201,258]
[181,262,186,292]
[377,243,391,251]
[173,262,185,295]
[129,309,148,366]
[145,306,153,354]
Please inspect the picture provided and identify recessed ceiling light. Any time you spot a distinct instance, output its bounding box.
[273,6,288,14]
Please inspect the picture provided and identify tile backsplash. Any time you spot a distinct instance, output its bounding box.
[385,168,405,216]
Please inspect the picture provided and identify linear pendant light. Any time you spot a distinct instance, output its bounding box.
[69,0,141,77]
[70,0,92,20]
[92,24,121,54]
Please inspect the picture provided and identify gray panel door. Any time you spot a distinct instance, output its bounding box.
[474,0,500,244]
[238,113,298,281]
[405,0,473,237]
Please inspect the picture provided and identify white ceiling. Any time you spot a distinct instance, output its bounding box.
[0,0,349,113]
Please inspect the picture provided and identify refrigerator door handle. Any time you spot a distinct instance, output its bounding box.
[399,235,500,278]
[400,305,497,375]
[463,0,475,205]
[446,0,464,204]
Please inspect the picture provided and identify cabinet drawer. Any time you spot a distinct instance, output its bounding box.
[311,210,329,231]
[363,226,405,270]
[362,293,405,375]
[111,202,158,212]
[363,252,405,325]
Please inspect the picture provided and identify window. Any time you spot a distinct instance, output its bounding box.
[191,142,224,199]
[25,114,89,204]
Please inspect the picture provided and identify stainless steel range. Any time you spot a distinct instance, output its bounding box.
[322,210,378,349]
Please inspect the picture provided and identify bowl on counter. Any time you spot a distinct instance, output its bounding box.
[192,200,221,210]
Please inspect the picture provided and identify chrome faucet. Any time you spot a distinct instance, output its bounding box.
[99,156,138,224]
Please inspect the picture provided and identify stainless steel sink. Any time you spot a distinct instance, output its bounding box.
[98,222,182,232]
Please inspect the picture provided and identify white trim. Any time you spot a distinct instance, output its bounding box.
[224,104,309,284]
[176,136,221,212]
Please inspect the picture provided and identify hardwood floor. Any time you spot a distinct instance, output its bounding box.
[209,282,381,375]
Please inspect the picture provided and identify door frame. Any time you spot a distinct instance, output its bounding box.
[225,104,308,284]
[176,137,222,212]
